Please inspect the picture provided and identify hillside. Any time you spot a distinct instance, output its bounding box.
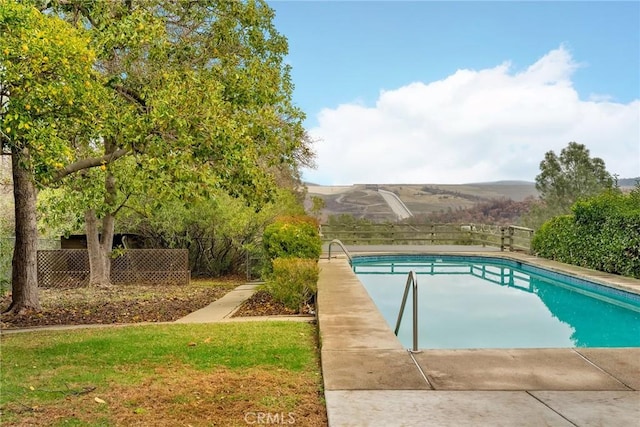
[306,181,539,222]
[618,178,639,187]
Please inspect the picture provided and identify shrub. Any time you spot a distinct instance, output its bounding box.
[531,215,580,263]
[114,188,305,278]
[532,188,640,278]
[262,216,321,262]
[263,258,319,311]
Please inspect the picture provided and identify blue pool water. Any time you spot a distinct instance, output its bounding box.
[353,255,640,349]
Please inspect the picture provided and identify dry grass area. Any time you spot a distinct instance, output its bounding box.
[5,365,326,427]
[1,279,328,426]
[0,279,240,329]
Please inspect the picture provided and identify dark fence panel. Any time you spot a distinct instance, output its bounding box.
[37,249,190,287]
[37,249,89,288]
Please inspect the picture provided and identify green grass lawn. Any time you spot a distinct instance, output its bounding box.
[1,322,326,426]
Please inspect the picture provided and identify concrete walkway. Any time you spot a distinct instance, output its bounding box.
[174,283,260,323]
[318,249,640,427]
[174,283,314,324]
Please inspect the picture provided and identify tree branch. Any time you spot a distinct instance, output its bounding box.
[111,84,147,110]
[113,193,132,216]
[51,148,130,183]
[121,204,151,219]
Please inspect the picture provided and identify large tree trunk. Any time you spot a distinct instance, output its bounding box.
[85,209,115,287]
[85,168,116,287]
[5,148,41,314]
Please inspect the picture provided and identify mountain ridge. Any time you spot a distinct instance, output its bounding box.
[305,181,539,222]
[305,177,638,222]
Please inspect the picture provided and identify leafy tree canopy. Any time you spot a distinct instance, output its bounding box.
[535,141,614,215]
[0,0,110,179]
[42,0,310,206]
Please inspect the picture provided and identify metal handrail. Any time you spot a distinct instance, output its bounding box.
[394,271,420,353]
[327,239,352,262]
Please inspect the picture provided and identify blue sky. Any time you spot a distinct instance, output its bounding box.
[269,1,640,184]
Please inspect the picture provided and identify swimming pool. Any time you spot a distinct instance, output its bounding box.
[352,255,640,349]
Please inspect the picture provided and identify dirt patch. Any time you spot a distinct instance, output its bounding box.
[232,290,315,317]
[3,366,327,427]
[0,280,239,329]
[1,281,316,328]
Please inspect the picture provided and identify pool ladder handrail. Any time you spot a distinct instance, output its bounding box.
[394,270,420,353]
[327,239,352,262]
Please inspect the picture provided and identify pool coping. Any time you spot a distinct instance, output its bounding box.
[318,247,640,426]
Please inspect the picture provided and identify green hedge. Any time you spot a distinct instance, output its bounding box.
[532,189,640,278]
[262,215,322,262]
[263,258,319,311]
[261,216,322,311]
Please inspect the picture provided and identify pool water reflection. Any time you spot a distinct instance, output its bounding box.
[353,256,640,349]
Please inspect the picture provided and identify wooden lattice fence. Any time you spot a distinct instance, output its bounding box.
[37,249,190,287]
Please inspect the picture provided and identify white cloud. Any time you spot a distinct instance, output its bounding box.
[303,46,640,184]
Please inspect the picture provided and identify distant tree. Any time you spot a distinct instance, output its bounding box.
[309,196,325,219]
[535,142,614,216]
[326,214,375,228]
[405,198,534,226]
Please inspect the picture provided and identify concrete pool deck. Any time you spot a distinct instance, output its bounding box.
[318,246,640,426]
